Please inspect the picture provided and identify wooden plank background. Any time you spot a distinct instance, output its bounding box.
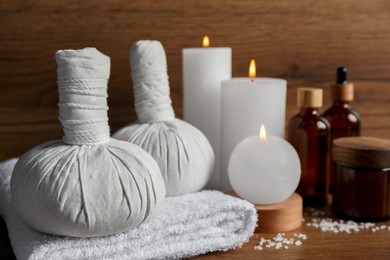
[0,0,389,161]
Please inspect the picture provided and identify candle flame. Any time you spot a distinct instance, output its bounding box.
[249,59,256,79]
[259,124,267,141]
[202,35,210,48]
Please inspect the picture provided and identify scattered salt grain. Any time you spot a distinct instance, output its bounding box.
[295,240,302,246]
[304,209,389,234]
[255,209,390,252]
[254,245,263,250]
[254,233,307,251]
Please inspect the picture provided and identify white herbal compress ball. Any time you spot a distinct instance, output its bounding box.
[11,48,166,237]
[113,41,214,196]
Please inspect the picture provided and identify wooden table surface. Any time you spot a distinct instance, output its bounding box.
[0,206,389,259]
[195,206,390,259]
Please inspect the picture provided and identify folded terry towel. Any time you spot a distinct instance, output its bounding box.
[0,158,257,260]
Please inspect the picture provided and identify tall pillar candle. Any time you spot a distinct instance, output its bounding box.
[221,60,287,191]
[183,36,232,189]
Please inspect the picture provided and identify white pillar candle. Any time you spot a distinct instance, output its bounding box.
[183,36,232,189]
[221,59,287,191]
[228,125,300,204]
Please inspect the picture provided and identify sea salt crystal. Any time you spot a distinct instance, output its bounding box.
[304,210,389,234]
[274,233,284,241]
[254,232,307,251]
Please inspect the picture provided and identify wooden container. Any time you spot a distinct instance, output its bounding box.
[332,137,390,221]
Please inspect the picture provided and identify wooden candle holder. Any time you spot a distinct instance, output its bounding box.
[230,192,303,233]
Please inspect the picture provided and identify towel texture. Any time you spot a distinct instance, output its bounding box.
[0,158,257,260]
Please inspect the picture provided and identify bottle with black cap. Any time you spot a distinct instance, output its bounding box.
[287,88,330,207]
[323,67,361,191]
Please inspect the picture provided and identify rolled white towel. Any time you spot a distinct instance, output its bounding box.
[0,158,257,260]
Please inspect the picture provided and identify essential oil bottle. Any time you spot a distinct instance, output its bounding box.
[287,88,330,207]
[323,67,361,190]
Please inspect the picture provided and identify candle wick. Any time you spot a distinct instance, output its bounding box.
[250,78,255,84]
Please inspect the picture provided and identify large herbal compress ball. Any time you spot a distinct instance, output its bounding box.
[11,48,166,237]
[113,41,214,196]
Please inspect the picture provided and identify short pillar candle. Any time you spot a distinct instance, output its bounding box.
[221,59,286,190]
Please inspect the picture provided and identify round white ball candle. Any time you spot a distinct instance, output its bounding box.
[183,36,232,189]
[221,60,287,191]
[228,125,301,204]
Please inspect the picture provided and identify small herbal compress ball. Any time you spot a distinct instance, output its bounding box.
[11,48,166,237]
[113,41,214,196]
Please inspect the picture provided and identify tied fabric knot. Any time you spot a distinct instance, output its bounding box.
[131,41,175,123]
[57,78,110,145]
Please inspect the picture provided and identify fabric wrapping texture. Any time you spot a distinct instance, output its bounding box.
[1,158,257,260]
[10,48,166,237]
[114,40,215,196]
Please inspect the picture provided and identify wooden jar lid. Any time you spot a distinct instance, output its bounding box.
[298,88,323,108]
[333,137,390,169]
[331,83,354,101]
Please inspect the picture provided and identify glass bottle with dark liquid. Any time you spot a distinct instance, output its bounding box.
[323,67,361,191]
[288,88,330,207]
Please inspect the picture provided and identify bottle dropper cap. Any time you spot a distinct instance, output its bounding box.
[332,67,354,101]
[298,88,323,108]
[337,67,348,84]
